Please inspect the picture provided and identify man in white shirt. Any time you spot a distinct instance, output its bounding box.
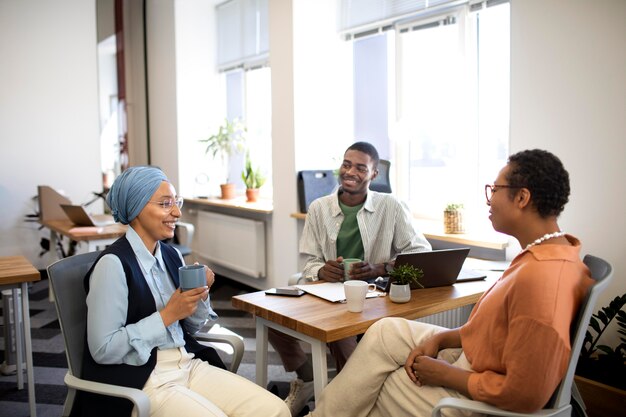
[270,142,431,416]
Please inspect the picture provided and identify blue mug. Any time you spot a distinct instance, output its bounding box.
[178,265,206,291]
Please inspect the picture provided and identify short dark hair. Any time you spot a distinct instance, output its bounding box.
[506,149,570,217]
[346,141,380,168]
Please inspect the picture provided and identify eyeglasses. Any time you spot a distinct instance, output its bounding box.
[149,197,184,211]
[484,184,523,203]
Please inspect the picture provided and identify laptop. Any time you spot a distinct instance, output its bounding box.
[372,248,486,292]
[60,204,115,227]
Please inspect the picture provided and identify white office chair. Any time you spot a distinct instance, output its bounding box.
[432,254,613,417]
[48,251,244,417]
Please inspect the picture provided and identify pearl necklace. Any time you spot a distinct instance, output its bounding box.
[526,231,566,249]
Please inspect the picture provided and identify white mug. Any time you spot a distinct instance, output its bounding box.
[343,280,377,313]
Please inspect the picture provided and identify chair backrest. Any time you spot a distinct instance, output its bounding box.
[48,251,102,378]
[549,254,613,409]
[370,159,392,193]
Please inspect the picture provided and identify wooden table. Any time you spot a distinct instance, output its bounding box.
[40,218,126,253]
[232,278,493,398]
[0,256,41,417]
[39,219,126,301]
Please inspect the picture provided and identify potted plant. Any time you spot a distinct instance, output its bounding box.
[199,118,246,199]
[444,203,465,234]
[388,264,424,303]
[575,293,626,417]
[241,151,266,202]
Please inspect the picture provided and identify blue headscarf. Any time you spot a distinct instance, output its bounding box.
[106,166,168,224]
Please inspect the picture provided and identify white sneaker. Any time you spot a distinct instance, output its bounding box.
[284,378,314,416]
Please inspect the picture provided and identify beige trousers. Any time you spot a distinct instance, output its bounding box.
[138,347,290,417]
[311,318,481,417]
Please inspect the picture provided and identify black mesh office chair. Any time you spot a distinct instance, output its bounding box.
[370,159,392,193]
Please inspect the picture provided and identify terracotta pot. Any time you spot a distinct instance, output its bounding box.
[245,188,259,203]
[220,183,236,199]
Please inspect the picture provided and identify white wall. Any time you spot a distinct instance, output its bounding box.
[146,0,179,187]
[510,0,626,342]
[0,0,102,269]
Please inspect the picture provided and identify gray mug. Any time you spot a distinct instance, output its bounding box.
[178,265,206,291]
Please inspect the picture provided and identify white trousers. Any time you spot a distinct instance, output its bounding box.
[311,318,482,417]
[137,347,290,417]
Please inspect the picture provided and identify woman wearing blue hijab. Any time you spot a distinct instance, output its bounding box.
[80,166,289,417]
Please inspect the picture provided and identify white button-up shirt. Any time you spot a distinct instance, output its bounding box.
[300,190,431,280]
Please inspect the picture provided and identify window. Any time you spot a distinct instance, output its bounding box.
[351,2,510,228]
[223,66,272,194]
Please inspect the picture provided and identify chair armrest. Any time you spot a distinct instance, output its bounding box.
[432,398,568,417]
[288,272,305,285]
[175,222,195,247]
[194,332,245,373]
[65,372,150,417]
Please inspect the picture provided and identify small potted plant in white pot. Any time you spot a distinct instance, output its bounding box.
[388,264,424,303]
[241,151,266,203]
[199,118,246,199]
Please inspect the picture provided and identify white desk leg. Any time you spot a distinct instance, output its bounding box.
[12,288,24,389]
[48,230,58,303]
[21,282,37,417]
[310,340,328,400]
[255,319,269,389]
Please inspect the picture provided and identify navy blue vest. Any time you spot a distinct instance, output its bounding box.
[76,237,205,417]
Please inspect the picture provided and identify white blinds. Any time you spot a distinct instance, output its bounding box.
[339,0,507,39]
[216,0,269,71]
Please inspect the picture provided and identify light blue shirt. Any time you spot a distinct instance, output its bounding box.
[86,226,217,365]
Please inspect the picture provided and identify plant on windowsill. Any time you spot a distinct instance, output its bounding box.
[575,293,626,417]
[444,203,465,234]
[199,118,246,199]
[388,264,424,303]
[241,151,266,203]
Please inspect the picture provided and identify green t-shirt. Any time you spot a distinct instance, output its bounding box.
[337,200,365,260]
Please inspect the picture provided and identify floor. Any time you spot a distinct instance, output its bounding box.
[0,274,328,417]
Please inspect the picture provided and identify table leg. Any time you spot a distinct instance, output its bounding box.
[310,340,328,401]
[255,319,269,389]
[21,282,37,417]
[48,230,58,302]
[12,288,24,389]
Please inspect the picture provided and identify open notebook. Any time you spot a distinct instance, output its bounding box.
[294,282,385,303]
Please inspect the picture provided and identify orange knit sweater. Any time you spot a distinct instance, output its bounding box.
[460,235,593,412]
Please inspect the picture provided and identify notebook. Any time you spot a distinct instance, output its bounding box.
[374,248,486,291]
[60,204,115,227]
[294,282,384,303]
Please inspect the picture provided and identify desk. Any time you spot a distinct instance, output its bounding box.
[232,279,492,399]
[39,219,126,301]
[0,256,41,417]
[39,219,126,253]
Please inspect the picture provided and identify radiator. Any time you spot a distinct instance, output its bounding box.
[414,304,474,328]
[195,211,266,278]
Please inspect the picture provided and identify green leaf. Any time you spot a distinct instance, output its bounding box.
[589,317,601,334]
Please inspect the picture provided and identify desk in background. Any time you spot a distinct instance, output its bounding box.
[39,219,126,301]
[232,278,493,399]
[39,219,126,254]
[0,256,41,417]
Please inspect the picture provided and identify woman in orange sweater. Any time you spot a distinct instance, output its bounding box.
[309,149,593,416]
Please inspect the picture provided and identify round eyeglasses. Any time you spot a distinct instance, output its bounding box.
[149,197,184,211]
[484,184,523,204]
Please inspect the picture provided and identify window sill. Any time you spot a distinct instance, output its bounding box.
[291,212,508,251]
[414,219,508,251]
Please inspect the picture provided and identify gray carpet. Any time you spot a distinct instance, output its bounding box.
[0,274,329,417]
